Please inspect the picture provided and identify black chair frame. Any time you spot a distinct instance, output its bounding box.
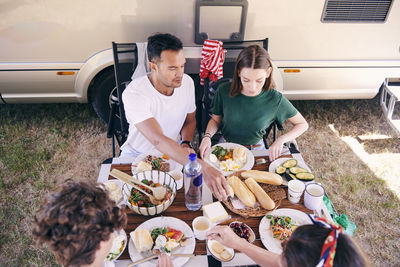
[107,42,138,157]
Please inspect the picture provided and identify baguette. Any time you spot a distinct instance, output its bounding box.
[241,170,283,185]
[227,176,256,207]
[244,178,275,210]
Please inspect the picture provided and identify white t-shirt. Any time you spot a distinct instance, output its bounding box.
[121,74,196,154]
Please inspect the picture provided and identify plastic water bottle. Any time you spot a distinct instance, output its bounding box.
[184,153,202,211]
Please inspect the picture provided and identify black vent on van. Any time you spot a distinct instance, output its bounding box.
[322,0,392,22]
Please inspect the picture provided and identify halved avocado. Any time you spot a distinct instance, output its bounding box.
[296,172,315,181]
[289,167,308,174]
[282,159,297,168]
[275,166,286,174]
[284,172,296,181]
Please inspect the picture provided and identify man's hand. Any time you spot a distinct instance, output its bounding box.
[201,162,230,201]
[181,143,196,155]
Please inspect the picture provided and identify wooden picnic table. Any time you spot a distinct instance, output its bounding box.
[108,154,313,260]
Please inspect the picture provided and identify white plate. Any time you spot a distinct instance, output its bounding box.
[259,208,312,254]
[105,228,127,262]
[128,217,195,267]
[204,143,255,176]
[132,151,182,174]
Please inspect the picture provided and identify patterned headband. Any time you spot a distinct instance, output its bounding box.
[307,215,343,267]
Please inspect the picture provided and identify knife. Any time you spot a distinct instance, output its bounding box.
[128,253,194,266]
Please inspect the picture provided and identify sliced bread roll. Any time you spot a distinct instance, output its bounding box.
[130,228,153,252]
[227,175,256,208]
[233,147,247,163]
[241,170,283,185]
[244,178,275,210]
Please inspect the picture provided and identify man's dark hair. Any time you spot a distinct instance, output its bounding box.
[33,180,127,267]
[147,33,183,62]
[283,224,367,267]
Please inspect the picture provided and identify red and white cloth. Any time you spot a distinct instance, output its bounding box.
[200,39,226,85]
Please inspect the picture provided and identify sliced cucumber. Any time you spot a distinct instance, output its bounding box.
[296,172,315,180]
[275,166,286,174]
[284,172,296,181]
[289,167,308,174]
[282,159,297,168]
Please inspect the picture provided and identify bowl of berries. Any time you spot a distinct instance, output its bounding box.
[229,221,256,243]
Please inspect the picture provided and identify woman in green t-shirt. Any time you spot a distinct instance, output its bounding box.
[199,45,309,161]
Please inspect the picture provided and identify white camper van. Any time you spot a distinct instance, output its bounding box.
[1,0,399,124]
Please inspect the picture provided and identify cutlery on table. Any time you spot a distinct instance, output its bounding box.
[128,253,194,266]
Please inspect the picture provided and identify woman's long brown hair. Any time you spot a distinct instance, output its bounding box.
[230,45,275,97]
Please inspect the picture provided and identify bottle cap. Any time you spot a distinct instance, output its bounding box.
[189,153,197,161]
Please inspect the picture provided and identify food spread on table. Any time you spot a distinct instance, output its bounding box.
[131,226,188,255]
[135,155,170,172]
[265,214,298,241]
[106,233,125,261]
[107,147,330,263]
[128,179,172,207]
[275,159,315,181]
[209,146,247,172]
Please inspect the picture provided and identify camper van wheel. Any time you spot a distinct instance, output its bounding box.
[90,68,116,124]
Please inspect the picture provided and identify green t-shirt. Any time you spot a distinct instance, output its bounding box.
[211,82,298,145]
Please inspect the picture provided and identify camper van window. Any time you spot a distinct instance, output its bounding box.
[200,6,242,39]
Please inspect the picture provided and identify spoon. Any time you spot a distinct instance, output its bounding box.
[109,169,161,205]
[110,169,167,200]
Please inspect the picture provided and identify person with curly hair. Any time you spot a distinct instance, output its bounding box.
[33,180,127,266]
[33,180,175,267]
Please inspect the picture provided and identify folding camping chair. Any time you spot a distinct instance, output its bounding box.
[107,42,138,158]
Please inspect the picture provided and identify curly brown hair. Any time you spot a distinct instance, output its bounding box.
[33,180,127,267]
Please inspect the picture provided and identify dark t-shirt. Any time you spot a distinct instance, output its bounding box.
[211,82,298,145]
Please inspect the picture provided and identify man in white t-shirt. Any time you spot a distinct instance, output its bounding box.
[121,33,229,200]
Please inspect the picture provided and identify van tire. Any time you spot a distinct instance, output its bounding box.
[90,68,116,124]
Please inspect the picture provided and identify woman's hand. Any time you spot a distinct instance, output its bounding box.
[156,252,174,267]
[268,138,284,161]
[206,225,246,251]
[199,136,212,159]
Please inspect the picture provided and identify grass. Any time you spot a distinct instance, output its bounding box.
[0,104,109,266]
[1,95,400,266]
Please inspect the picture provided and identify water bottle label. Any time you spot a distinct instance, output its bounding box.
[193,174,202,187]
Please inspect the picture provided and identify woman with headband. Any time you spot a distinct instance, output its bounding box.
[206,216,367,267]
